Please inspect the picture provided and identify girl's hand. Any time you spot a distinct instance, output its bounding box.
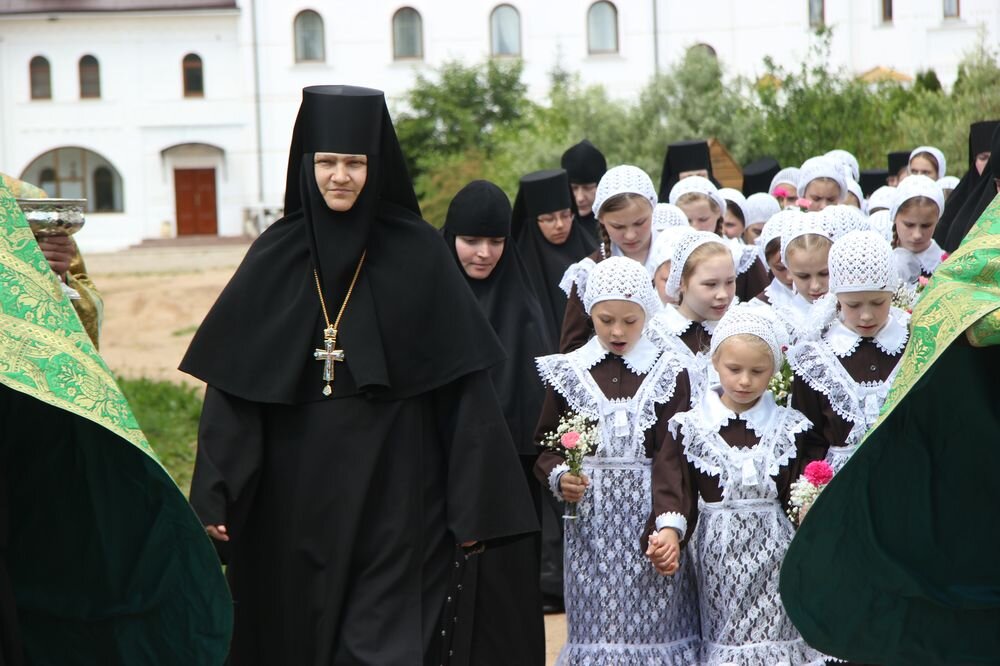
[646,529,680,576]
[206,525,229,542]
[560,472,589,503]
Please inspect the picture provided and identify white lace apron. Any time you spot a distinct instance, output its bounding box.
[674,399,827,666]
[537,346,700,666]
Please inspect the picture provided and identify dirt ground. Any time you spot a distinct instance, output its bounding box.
[87,238,567,664]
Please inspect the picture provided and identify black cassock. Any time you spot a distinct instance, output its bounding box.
[192,373,526,665]
[182,86,537,666]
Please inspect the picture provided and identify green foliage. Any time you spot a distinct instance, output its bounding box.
[118,377,201,495]
[397,29,1000,220]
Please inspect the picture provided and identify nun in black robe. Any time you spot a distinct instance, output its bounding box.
[936,119,1000,251]
[741,156,780,195]
[561,139,607,243]
[441,181,547,666]
[513,168,597,352]
[181,86,538,666]
[657,138,721,201]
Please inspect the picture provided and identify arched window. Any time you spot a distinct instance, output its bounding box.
[490,5,521,57]
[587,1,618,54]
[809,0,825,27]
[30,56,51,100]
[20,146,124,213]
[943,0,959,18]
[183,53,204,97]
[294,10,325,62]
[392,7,423,60]
[79,55,101,99]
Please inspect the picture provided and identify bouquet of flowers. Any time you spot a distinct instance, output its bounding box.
[540,412,599,519]
[767,359,794,406]
[891,277,930,314]
[787,460,834,524]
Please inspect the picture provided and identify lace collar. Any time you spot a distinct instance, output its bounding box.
[763,277,794,305]
[824,308,910,358]
[897,240,944,274]
[610,228,659,276]
[655,304,719,337]
[697,386,778,437]
[572,335,661,375]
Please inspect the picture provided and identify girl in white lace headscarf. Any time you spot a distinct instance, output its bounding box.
[533,256,700,666]
[649,304,827,665]
[787,229,909,477]
[772,214,838,343]
[890,174,946,284]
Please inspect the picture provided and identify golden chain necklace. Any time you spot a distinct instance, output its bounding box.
[312,251,366,396]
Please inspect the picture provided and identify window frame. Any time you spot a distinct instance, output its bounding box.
[808,0,825,28]
[293,9,326,63]
[881,0,893,23]
[30,55,51,100]
[489,4,522,58]
[182,53,204,98]
[943,0,960,18]
[392,7,424,61]
[586,0,619,55]
[79,54,101,99]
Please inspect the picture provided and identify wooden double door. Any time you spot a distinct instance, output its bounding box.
[174,168,218,235]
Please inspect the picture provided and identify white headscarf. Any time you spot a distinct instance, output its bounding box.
[665,229,732,299]
[889,174,944,222]
[797,156,847,201]
[744,193,781,227]
[652,202,690,232]
[593,165,657,220]
[769,167,801,195]
[710,304,788,373]
[909,146,947,178]
[583,256,661,317]
[780,212,831,265]
[829,230,899,294]
[867,185,896,212]
[668,175,727,215]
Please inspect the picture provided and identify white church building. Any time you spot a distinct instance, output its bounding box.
[1,0,996,251]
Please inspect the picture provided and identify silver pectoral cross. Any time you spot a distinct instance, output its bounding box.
[314,326,344,396]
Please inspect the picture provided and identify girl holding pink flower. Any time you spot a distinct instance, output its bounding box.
[533,256,699,665]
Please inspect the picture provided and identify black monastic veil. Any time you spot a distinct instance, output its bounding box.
[181,85,537,666]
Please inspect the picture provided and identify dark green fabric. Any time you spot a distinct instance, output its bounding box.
[780,342,1000,664]
[2,385,231,665]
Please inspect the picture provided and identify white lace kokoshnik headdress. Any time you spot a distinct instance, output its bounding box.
[718,187,749,223]
[889,174,944,222]
[909,145,947,178]
[769,167,800,195]
[867,209,893,244]
[825,149,860,182]
[582,255,661,317]
[757,209,803,264]
[819,204,869,242]
[828,229,899,294]
[652,202,690,231]
[744,193,781,226]
[780,212,831,266]
[593,164,658,220]
[650,225,691,269]
[665,230,731,300]
[709,304,788,373]
[667,175,728,215]
[797,156,847,201]
[867,185,896,212]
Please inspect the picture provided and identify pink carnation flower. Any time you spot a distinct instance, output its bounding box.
[941,252,950,261]
[803,460,834,487]
[773,186,789,198]
[561,432,581,449]
[796,198,813,210]
[917,276,930,287]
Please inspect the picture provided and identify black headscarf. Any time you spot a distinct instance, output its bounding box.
[859,169,888,197]
[561,140,607,184]
[180,85,504,403]
[442,181,549,453]
[941,124,1000,252]
[512,169,596,349]
[937,120,1000,249]
[887,150,911,178]
[658,139,720,201]
[741,157,780,196]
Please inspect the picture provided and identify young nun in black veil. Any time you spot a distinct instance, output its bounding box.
[657,138,721,202]
[514,168,598,351]
[440,180,547,666]
[941,124,1000,252]
[935,119,1000,250]
[561,139,608,243]
[181,86,537,666]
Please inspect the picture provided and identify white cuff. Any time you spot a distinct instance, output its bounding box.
[548,463,570,501]
[655,511,687,541]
